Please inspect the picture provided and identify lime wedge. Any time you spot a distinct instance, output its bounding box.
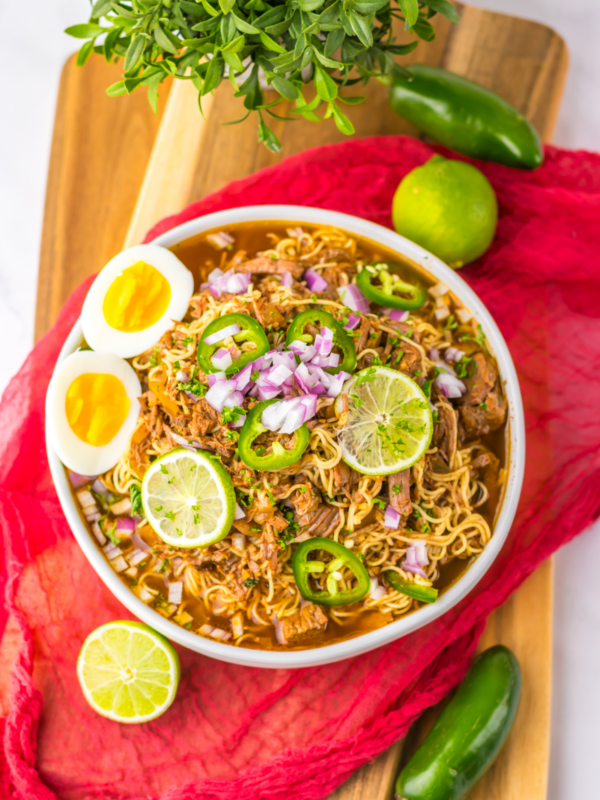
[142,447,235,547]
[77,621,180,723]
[337,366,433,475]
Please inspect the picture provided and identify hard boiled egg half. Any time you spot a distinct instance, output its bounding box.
[47,350,141,476]
[82,244,194,358]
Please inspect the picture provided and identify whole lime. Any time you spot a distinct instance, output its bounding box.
[392,155,498,268]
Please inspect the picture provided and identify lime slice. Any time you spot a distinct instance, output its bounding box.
[337,366,433,475]
[142,447,235,547]
[77,621,180,723]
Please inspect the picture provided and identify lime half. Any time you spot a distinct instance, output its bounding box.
[77,621,180,723]
[337,366,433,475]
[142,447,235,547]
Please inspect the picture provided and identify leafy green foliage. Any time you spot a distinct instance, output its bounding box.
[66,0,458,151]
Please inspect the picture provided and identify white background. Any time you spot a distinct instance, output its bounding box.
[0,1,598,796]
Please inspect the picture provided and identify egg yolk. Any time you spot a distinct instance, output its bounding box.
[103,262,171,332]
[66,373,130,447]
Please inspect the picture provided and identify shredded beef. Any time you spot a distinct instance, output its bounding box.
[388,470,412,516]
[290,480,321,517]
[234,257,304,278]
[253,297,286,329]
[434,401,458,467]
[399,343,421,378]
[189,399,220,438]
[458,353,507,439]
[461,391,507,439]
[297,505,339,536]
[279,603,328,644]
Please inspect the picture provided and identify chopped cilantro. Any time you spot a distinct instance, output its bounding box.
[130,482,143,516]
[149,347,160,367]
[463,324,486,347]
[221,405,245,424]
[105,522,119,546]
[444,314,458,331]
[244,578,259,589]
[356,367,376,386]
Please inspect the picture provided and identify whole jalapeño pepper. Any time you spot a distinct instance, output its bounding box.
[292,537,370,606]
[238,399,309,471]
[285,309,356,374]
[197,312,269,376]
[389,64,544,170]
[357,263,428,311]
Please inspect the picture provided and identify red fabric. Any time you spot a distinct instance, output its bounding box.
[2,135,600,800]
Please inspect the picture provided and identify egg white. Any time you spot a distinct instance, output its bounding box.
[81,244,194,358]
[46,350,142,476]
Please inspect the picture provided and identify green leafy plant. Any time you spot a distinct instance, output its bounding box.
[66,0,459,151]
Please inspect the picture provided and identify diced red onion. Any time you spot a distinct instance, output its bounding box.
[257,383,282,401]
[311,352,340,368]
[211,348,233,370]
[381,308,409,322]
[344,314,361,330]
[271,615,288,645]
[208,372,226,387]
[315,326,334,356]
[412,540,429,567]
[131,532,151,552]
[205,378,238,412]
[261,350,277,370]
[231,532,246,551]
[128,548,148,566]
[403,546,428,579]
[115,516,136,532]
[383,505,400,529]
[261,395,317,435]
[68,471,95,489]
[200,624,232,642]
[337,284,370,313]
[281,271,294,288]
[267,364,294,387]
[369,576,387,601]
[103,542,121,560]
[203,324,241,346]
[206,231,234,250]
[272,351,297,370]
[229,343,241,361]
[234,503,245,520]
[168,581,183,605]
[304,268,328,292]
[170,430,193,447]
[445,347,464,363]
[429,347,439,362]
[261,400,291,432]
[223,390,244,408]
[434,371,466,399]
[434,359,455,376]
[234,363,253,393]
[176,370,189,382]
[231,413,246,428]
[91,478,108,496]
[208,267,225,285]
[185,391,200,402]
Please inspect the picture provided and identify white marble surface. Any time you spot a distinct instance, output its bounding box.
[0,1,598,796]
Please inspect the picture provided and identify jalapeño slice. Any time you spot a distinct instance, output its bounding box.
[292,538,370,606]
[385,569,438,604]
[238,399,309,471]
[357,263,427,311]
[285,309,356,375]
[198,312,269,376]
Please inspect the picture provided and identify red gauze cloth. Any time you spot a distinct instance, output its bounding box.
[2,136,600,800]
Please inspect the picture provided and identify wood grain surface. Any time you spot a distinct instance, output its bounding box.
[36,4,567,798]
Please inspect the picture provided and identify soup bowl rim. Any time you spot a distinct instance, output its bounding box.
[47,204,525,669]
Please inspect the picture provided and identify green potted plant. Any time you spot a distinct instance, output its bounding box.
[66,0,458,151]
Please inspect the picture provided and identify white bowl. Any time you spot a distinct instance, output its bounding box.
[46,205,525,669]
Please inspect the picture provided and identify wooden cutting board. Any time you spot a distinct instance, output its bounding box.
[36,4,567,797]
